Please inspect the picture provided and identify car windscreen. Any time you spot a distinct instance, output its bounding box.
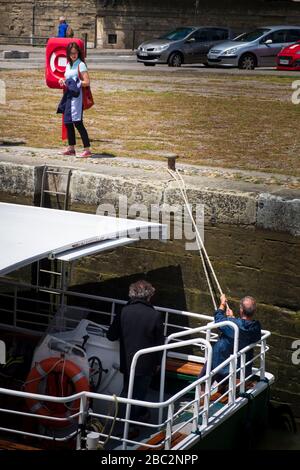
[233,28,271,42]
[159,27,195,41]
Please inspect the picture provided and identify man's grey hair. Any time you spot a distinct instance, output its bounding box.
[240,296,256,317]
[129,280,155,300]
[59,16,66,22]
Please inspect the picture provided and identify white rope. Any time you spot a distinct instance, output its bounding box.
[101,394,119,446]
[172,170,217,309]
[175,168,223,296]
[22,358,65,388]
[168,168,224,310]
[169,170,217,309]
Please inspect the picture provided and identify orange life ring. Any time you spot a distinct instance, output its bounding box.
[24,357,89,429]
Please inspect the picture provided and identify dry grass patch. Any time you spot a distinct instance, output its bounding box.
[0,69,299,176]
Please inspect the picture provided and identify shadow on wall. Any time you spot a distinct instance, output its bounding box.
[68,265,189,333]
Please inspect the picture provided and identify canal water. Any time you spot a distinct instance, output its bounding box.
[256,425,299,450]
[254,405,299,449]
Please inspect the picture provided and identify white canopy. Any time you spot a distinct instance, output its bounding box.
[0,203,167,276]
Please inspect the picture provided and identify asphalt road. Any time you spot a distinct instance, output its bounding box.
[1,50,300,76]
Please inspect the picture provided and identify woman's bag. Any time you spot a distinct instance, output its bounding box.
[82,85,94,110]
[78,65,94,110]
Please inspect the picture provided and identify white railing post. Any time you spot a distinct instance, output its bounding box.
[239,352,246,394]
[260,338,266,380]
[76,394,87,450]
[158,345,168,425]
[202,373,211,428]
[13,285,17,327]
[110,302,115,324]
[163,311,169,337]
[205,327,211,362]
[228,355,236,405]
[192,382,201,432]
[165,403,174,450]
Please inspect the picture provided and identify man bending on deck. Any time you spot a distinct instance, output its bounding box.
[199,294,261,394]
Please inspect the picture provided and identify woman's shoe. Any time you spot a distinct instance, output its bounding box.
[79,149,92,158]
[62,148,76,156]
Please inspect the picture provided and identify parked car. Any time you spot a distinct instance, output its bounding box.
[277,40,300,70]
[136,26,234,67]
[207,25,300,69]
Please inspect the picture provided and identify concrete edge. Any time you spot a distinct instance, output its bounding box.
[0,161,299,236]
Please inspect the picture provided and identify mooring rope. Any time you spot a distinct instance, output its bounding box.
[168,168,226,310]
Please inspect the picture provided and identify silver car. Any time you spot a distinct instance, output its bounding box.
[136,26,234,67]
[207,25,300,69]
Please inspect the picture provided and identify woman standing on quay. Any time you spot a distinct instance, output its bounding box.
[58,42,92,157]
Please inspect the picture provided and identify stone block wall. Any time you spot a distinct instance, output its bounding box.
[33,0,96,44]
[0,0,34,38]
[1,0,300,48]
[0,0,97,45]
[97,0,300,48]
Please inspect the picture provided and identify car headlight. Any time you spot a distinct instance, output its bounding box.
[222,48,239,56]
[296,50,300,55]
[153,44,169,52]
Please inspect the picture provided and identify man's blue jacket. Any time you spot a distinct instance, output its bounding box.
[58,22,68,38]
[212,308,261,378]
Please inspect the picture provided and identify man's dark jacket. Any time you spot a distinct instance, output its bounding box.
[213,308,261,378]
[107,299,164,377]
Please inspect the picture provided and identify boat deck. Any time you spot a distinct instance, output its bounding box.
[0,438,41,450]
[103,359,226,451]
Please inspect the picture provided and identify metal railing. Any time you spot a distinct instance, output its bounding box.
[0,35,49,47]
[0,34,88,50]
[0,278,215,339]
[0,277,272,450]
[0,321,271,450]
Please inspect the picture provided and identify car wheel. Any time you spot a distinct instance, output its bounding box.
[168,52,183,67]
[144,63,155,66]
[238,54,256,70]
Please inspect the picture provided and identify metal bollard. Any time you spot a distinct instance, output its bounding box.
[164,154,178,171]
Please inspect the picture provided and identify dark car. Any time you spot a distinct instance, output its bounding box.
[136,26,235,67]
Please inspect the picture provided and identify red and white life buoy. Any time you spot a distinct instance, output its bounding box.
[24,357,89,428]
